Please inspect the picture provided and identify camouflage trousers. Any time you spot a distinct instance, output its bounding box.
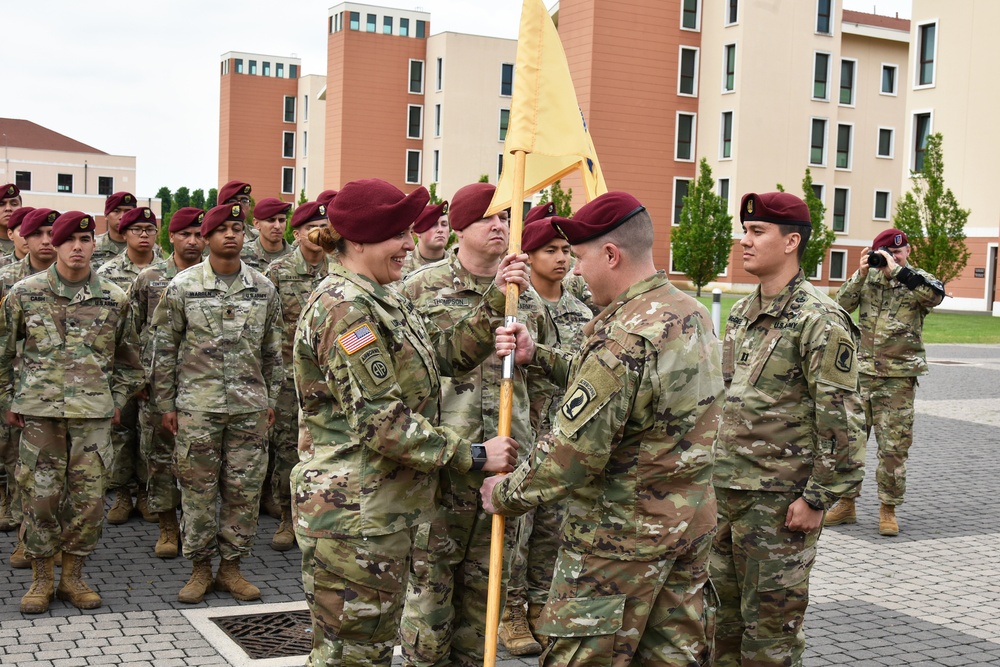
[16,416,112,559]
[399,470,517,667]
[174,410,267,562]
[843,374,917,506]
[270,383,298,508]
[108,397,144,490]
[1,420,24,524]
[300,528,416,667]
[507,497,566,608]
[138,400,179,514]
[711,488,822,667]
[537,537,715,667]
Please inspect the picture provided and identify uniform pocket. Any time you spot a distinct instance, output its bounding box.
[537,595,626,667]
[753,545,815,638]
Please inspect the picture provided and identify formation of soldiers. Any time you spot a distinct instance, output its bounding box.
[0,177,943,667]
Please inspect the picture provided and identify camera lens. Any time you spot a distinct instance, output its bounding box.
[868,251,886,268]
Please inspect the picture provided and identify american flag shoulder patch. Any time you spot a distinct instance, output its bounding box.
[338,323,378,355]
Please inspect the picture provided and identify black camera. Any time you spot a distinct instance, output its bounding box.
[868,248,889,268]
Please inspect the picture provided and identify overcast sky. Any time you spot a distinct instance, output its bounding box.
[1,0,911,197]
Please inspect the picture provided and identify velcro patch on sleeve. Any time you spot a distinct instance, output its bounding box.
[819,329,858,391]
[348,344,395,397]
[556,351,624,439]
[338,323,377,355]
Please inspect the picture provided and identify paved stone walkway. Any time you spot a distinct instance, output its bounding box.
[1,344,997,666]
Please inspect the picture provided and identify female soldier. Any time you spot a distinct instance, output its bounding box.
[291,178,524,666]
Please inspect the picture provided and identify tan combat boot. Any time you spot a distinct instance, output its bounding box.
[499,604,543,656]
[270,509,296,552]
[0,487,15,531]
[527,602,550,650]
[10,538,30,569]
[107,488,133,524]
[20,556,56,614]
[136,489,158,523]
[824,498,857,526]
[216,557,261,601]
[56,554,102,609]
[155,511,180,558]
[178,559,214,603]
[879,504,899,536]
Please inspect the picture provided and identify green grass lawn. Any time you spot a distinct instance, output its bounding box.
[694,293,1000,344]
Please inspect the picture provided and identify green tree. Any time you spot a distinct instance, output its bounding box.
[537,180,573,217]
[672,159,733,297]
[478,174,490,183]
[156,187,172,216]
[893,133,970,283]
[298,188,308,205]
[190,188,206,210]
[174,187,191,210]
[207,188,218,209]
[800,168,835,278]
[428,182,442,204]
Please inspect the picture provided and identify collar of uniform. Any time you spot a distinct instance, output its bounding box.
[327,258,404,309]
[447,245,497,294]
[747,269,805,322]
[201,258,254,294]
[582,271,670,338]
[291,246,327,276]
[45,263,108,301]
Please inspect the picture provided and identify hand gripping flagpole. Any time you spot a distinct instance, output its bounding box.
[484,149,527,667]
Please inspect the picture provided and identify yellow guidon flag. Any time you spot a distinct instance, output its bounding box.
[485,0,608,217]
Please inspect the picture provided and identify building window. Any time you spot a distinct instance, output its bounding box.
[720,111,733,159]
[676,113,695,161]
[235,58,243,74]
[284,96,296,123]
[501,63,514,96]
[220,61,226,76]
[810,118,827,166]
[679,47,698,96]
[400,18,410,37]
[816,0,832,34]
[409,60,424,94]
[499,109,511,141]
[433,150,440,182]
[877,127,894,158]
[840,59,856,105]
[349,12,360,30]
[98,176,113,196]
[874,190,891,220]
[408,105,423,139]
[57,173,73,193]
[726,0,738,25]
[673,179,690,225]
[913,112,932,172]
[303,130,308,157]
[406,150,422,184]
[384,16,393,34]
[681,0,700,30]
[718,178,730,211]
[813,52,830,100]
[836,124,852,169]
[282,167,294,195]
[367,13,376,31]
[263,61,271,77]
[832,187,849,232]
[283,131,295,159]
[434,104,442,136]
[302,167,307,187]
[497,154,504,180]
[812,183,824,205]
[416,20,426,38]
[881,64,897,94]
[14,171,30,191]
[249,60,258,75]
[918,22,937,87]
[723,44,736,92]
[289,64,298,79]
[304,95,309,121]
[829,249,848,281]
[436,57,443,90]
[277,62,284,78]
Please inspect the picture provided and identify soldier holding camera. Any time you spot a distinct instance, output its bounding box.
[826,228,945,536]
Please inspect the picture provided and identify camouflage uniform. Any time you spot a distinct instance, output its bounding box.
[89,232,127,269]
[399,249,555,667]
[151,260,283,562]
[836,264,944,505]
[712,270,866,667]
[241,236,292,272]
[492,272,723,667]
[563,270,599,315]
[400,249,444,278]
[292,261,506,666]
[0,266,143,558]
[0,237,15,257]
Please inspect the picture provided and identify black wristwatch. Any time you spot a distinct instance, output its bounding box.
[470,444,488,471]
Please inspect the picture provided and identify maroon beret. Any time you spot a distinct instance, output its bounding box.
[202,203,246,236]
[740,192,811,227]
[412,201,449,234]
[1,184,19,201]
[20,208,60,237]
[104,192,136,215]
[449,183,496,231]
[525,202,557,225]
[522,219,562,253]
[551,192,646,245]
[7,207,35,231]
[290,201,327,228]
[328,179,429,244]
[873,228,908,249]
[119,207,157,232]
[219,180,252,204]
[254,197,291,220]
[51,211,96,246]
[317,189,338,207]
[169,207,206,233]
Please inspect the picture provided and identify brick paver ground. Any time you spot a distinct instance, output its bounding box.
[1,343,997,666]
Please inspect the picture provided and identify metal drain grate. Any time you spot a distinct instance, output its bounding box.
[211,609,313,660]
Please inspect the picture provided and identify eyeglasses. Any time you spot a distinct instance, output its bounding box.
[127,226,157,236]
[235,196,252,206]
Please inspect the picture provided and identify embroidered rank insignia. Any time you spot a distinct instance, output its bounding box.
[338,324,377,355]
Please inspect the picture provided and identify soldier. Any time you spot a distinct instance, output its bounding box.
[399,182,555,667]
[0,211,143,614]
[219,180,259,242]
[826,228,945,536]
[290,178,520,667]
[152,202,283,604]
[263,200,333,552]
[90,191,137,269]
[499,204,595,656]
[0,184,22,257]
[98,206,160,524]
[711,192,866,667]
[2,206,31,268]
[242,197,293,272]
[483,192,722,666]
[127,207,206,558]
[401,200,449,276]
[317,189,338,207]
